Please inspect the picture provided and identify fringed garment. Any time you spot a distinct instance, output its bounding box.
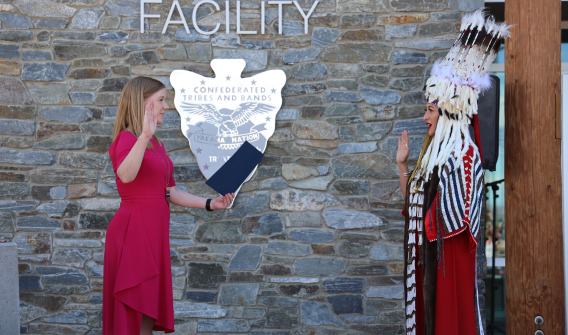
[403,145,484,335]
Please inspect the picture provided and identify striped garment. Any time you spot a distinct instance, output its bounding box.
[405,146,483,335]
[438,148,484,242]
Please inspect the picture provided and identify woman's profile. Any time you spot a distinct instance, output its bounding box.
[102,76,234,335]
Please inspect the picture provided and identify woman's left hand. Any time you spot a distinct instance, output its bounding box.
[211,193,235,210]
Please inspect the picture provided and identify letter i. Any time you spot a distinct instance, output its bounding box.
[261,1,265,34]
[226,1,230,33]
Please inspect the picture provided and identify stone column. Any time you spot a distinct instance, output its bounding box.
[0,242,20,334]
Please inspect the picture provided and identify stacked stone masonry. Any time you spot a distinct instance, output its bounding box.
[0,0,486,333]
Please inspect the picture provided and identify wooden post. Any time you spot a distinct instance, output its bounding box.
[505,0,564,334]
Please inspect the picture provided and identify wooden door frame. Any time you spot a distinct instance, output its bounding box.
[505,0,565,334]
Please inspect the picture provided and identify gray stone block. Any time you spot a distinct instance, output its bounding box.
[323,277,367,293]
[365,285,404,299]
[42,310,87,324]
[70,7,105,30]
[97,31,129,43]
[370,243,404,261]
[338,142,377,154]
[294,257,346,276]
[0,43,20,59]
[300,300,347,328]
[289,229,334,243]
[0,148,55,165]
[292,62,327,81]
[174,301,227,318]
[218,283,260,306]
[355,122,392,141]
[324,91,362,103]
[228,245,262,270]
[419,22,454,36]
[213,49,267,72]
[22,50,54,60]
[33,134,86,150]
[226,191,270,218]
[392,49,429,64]
[22,62,69,81]
[18,215,60,231]
[36,200,80,218]
[0,13,32,29]
[198,319,250,332]
[70,92,95,105]
[327,294,364,314]
[33,18,69,29]
[51,248,92,268]
[311,27,341,47]
[241,213,285,235]
[323,209,385,230]
[27,82,71,104]
[52,31,94,40]
[266,241,310,256]
[276,108,299,120]
[386,24,417,40]
[360,86,401,105]
[36,266,89,285]
[0,243,20,334]
[20,301,46,324]
[19,275,43,292]
[283,48,321,64]
[242,40,275,49]
[392,118,428,135]
[212,33,240,48]
[0,120,35,136]
[395,37,454,50]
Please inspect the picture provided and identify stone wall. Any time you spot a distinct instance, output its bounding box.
[0,0,485,333]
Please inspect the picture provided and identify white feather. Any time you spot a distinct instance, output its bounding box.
[498,23,513,38]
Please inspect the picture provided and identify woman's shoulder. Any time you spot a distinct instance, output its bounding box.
[110,130,137,154]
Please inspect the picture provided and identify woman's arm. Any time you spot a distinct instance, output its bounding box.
[396,130,410,199]
[116,101,157,183]
[169,186,235,210]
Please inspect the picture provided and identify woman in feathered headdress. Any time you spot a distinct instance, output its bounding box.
[396,10,511,335]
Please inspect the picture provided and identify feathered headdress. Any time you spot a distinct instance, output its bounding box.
[419,9,512,180]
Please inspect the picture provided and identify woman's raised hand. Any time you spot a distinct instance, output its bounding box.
[212,193,235,210]
[142,100,157,139]
[396,130,410,165]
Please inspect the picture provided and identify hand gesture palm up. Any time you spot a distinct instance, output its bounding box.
[143,100,158,139]
[396,130,410,164]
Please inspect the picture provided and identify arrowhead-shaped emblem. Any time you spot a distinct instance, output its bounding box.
[170,59,287,197]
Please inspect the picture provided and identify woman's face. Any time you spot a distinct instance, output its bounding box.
[145,88,168,124]
[423,102,440,137]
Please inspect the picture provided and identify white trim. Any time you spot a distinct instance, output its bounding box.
[562,72,568,335]
[490,63,568,72]
[489,63,504,72]
[487,257,506,267]
[484,0,568,2]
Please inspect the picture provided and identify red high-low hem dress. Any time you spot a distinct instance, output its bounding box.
[103,131,176,334]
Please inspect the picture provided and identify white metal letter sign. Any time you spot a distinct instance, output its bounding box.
[170,59,287,193]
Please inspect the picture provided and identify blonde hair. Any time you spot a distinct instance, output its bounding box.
[112,76,166,149]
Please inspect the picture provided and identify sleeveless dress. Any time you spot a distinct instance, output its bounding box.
[103,131,176,334]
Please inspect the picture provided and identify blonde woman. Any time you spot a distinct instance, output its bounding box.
[103,76,234,335]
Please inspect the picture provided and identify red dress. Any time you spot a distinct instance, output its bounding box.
[103,131,175,334]
[403,145,480,335]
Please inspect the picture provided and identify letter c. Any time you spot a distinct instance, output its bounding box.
[193,0,220,35]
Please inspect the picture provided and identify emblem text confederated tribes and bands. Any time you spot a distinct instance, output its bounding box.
[170,59,287,194]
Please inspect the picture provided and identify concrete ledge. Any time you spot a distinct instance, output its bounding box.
[0,242,20,335]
